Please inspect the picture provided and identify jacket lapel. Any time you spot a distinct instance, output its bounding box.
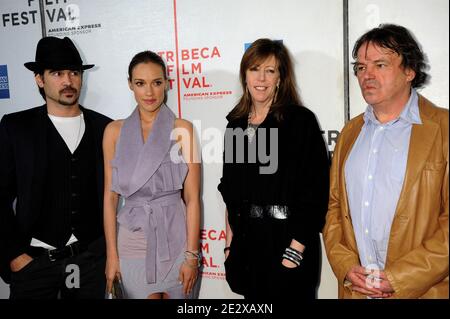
[115,107,141,196]
[30,105,48,224]
[339,115,364,223]
[393,97,439,220]
[122,105,175,197]
[81,106,104,211]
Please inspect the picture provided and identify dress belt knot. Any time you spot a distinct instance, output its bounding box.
[123,192,181,283]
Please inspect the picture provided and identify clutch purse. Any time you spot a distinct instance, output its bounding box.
[106,275,126,299]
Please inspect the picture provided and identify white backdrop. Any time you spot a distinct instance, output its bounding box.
[0,0,448,299]
[348,0,449,117]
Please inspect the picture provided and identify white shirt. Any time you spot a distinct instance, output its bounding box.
[48,113,85,153]
[344,90,421,270]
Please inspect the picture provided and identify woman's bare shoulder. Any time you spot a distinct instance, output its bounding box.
[174,118,193,130]
[104,119,125,142]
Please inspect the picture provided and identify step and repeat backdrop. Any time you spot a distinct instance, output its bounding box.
[0,0,448,299]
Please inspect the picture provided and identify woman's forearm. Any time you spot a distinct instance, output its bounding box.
[104,193,119,258]
[185,198,201,253]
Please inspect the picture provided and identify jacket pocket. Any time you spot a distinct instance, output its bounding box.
[423,161,445,171]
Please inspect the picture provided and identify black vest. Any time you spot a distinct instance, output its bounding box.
[32,116,102,248]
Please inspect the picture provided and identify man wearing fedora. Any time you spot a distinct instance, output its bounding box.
[0,36,112,298]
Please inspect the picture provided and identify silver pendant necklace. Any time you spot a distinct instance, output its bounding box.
[246,112,259,143]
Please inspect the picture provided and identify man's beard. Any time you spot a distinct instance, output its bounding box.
[58,97,79,106]
[57,87,79,106]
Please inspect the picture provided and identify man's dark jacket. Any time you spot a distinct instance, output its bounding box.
[0,105,112,283]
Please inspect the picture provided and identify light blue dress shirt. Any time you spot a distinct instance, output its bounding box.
[345,89,422,270]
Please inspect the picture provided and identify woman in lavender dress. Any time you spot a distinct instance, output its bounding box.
[103,51,201,299]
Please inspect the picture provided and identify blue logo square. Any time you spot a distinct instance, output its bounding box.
[0,65,10,99]
[244,39,283,51]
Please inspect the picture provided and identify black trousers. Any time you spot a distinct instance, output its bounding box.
[9,250,106,299]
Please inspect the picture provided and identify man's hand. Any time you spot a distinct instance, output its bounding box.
[346,265,393,298]
[10,254,33,272]
[366,269,395,297]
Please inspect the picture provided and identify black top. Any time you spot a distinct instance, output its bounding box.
[218,104,330,247]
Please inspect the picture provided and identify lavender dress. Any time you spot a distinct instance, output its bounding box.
[111,105,188,299]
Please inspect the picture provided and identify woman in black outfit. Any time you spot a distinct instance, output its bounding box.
[218,38,329,299]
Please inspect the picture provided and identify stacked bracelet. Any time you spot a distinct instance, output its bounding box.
[184,250,201,268]
[282,247,303,266]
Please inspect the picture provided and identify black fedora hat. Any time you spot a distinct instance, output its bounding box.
[24,36,94,72]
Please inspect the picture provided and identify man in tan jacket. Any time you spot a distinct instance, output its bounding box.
[323,24,448,299]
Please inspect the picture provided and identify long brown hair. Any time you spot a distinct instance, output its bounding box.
[228,38,302,121]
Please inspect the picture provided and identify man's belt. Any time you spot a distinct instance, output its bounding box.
[27,241,86,262]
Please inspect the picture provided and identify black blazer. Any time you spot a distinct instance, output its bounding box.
[0,105,112,283]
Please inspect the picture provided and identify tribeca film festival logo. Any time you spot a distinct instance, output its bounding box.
[199,228,227,280]
[0,65,10,99]
[45,0,102,37]
[1,0,101,35]
[158,47,234,101]
[2,1,38,28]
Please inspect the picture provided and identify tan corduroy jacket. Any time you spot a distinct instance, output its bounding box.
[323,95,449,299]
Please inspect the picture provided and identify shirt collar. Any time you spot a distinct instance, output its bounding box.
[363,89,422,126]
